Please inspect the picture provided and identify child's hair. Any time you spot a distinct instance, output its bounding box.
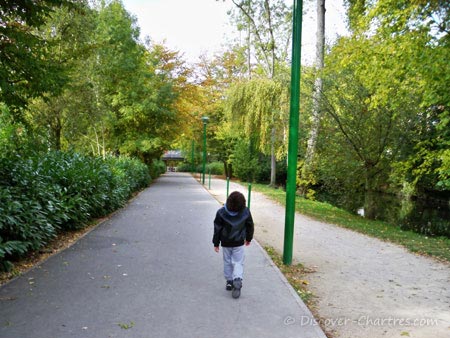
[226,191,246,212]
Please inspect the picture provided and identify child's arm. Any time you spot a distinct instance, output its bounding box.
[212,211,223,249]
[245,210,255,244]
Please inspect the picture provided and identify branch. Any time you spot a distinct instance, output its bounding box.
[264,0,276,77]
[318,85,366,163]
[231,0,272,74]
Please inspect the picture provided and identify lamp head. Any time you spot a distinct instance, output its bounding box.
[201,116,209,123]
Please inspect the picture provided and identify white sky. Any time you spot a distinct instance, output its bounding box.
[121,0,349,65]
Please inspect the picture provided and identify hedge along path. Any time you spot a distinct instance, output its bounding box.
[0,152,152,272]
[0,186,148,287]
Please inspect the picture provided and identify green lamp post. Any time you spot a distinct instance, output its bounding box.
[201,116,209,184]
[191,140,195,173]
[284,0,303,265]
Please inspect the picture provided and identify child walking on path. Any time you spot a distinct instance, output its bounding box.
[213,191,254,299]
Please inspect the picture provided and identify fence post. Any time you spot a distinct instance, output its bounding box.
[226,177,230,199]
[247,183,252,209]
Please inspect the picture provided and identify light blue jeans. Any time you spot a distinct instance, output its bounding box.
[222,245,245,281]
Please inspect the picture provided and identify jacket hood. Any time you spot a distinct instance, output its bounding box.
[224,204,239,217]
[218,206,250,227]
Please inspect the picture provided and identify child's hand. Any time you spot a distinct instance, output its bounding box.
[214,246,219,253]
[245,241,251,246]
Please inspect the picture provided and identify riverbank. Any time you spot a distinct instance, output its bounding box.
[252,183,450,263]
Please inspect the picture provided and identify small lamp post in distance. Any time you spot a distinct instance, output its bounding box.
[201,116,209,185]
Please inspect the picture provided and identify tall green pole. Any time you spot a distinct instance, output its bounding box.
[201,116,209,185]
[247,183,252,209]
[284,0,303,265]
[191,140,195,173]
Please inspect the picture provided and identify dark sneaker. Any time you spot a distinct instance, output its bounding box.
[232,278,242,299]
[226,280,233,291]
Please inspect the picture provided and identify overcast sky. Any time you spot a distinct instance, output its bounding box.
[121,0,349,65]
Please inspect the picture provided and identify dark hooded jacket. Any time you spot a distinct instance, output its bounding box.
[212,205,254,247]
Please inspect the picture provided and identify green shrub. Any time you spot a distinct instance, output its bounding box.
[0,151,151,271]
[149,159,166,178]
[232,139,260,182]
[207,162,224,176]
[177,162,194,172]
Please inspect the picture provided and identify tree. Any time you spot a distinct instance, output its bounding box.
[80,1,182,162]
[187,48,250,178]
[228,0,292,185]
[0,0,78,117]
[319,66,414,217]
[23,0,188,163]
[26,2,97,151]
[340,0,449,199]
[314,0,449,217]
[225,78,288,181]
[301,0,326,195]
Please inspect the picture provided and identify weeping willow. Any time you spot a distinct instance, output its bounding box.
[225,78,288,158]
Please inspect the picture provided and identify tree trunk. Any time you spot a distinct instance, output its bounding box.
[304,0,325,168]
[247,9,252,79]
[224,161,228,178]
[364,169,377,219]
[223,161,233,179]
[51,113,62,151]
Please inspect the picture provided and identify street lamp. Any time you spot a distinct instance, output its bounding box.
[191,140,195,173]
[201,116,209,184]
[283,0,303,266]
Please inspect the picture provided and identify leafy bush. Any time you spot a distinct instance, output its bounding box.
[149,159,166,178]
[232,139,260,182]
[177,162,194,172]
[0,151,150,271]
[207,162,224,175]
[190,162,224,176]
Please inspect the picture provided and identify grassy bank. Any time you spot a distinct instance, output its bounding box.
[252,184,450,263]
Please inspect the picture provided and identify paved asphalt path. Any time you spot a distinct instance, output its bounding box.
[0,173,326,338]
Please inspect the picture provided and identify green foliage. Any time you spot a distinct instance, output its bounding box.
[21,1,186,162]
[232,139,260,182]
[148,159,166,178]
[312,4,449,219]
[229,0,292,78]
[296,160,317,200]
[437,149,450,190]
[207,162,225,176]
[191,162,226,176]
[0,105,29,155]
[0,151,150,271]
[0,239,29,271]
[0,0,78,114]
[225,78,287,157]
[176,162,194,173]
